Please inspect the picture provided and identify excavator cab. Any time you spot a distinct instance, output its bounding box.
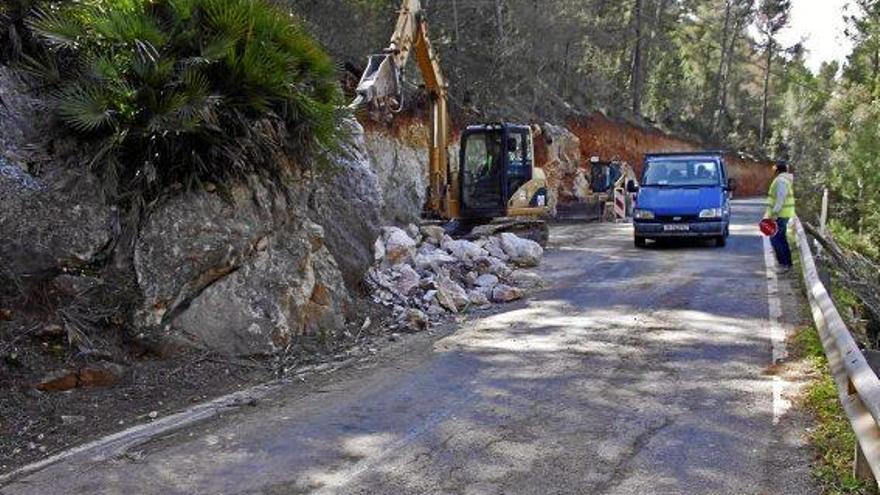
[459,123,549,220]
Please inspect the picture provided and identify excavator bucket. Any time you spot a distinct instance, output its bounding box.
[350,53,401,112]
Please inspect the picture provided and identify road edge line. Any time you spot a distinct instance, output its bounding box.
[763,234,791,425]
[0,357,359,487]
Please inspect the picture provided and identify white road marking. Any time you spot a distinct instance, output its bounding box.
[763,235,791,424]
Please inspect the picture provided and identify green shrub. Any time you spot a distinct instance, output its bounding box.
[827,220,880,262]
[25,0,342,204]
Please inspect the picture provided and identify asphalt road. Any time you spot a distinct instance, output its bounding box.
[1,199,817,495]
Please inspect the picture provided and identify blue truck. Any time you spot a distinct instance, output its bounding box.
[627,152,737,248]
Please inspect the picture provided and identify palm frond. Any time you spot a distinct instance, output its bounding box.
[54,82,117,133]
[18,51,61,84]
[27,6,87,50]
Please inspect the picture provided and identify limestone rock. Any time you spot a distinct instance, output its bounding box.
[400,308,429,333]
[308,119,383,289]
[498,233,543,267]
[0,160,114,287]
[442,239,488,263]
[134,182,350,356]
[473,256,513,278]
[492,284,524,303]
[468,290,491,307]
[483,235,510,261]
[363,129,430,225]
[391,264,421,296]
[381,227,417,266]
[475,273,500,289]
[509,270,544,289]
[420,225,447,246]
[540,123,582,215]
[373,237,386,263]
[435,274,470,312]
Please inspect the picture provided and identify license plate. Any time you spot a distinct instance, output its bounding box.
[663,224,690,232]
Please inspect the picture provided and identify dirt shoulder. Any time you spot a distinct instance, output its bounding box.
[0,296,398,475]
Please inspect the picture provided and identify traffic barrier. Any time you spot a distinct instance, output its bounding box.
[794,219,880,486]
[613,187,626,222]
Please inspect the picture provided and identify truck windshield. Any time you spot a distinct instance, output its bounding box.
[642,159,721,187]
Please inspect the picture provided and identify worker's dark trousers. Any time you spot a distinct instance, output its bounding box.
[770,217,792,267]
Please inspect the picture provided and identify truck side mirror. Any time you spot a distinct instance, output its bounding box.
[626,180,639,193]
[727,178,738,191]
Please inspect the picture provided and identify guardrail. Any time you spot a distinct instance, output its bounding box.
[794,219,880,486]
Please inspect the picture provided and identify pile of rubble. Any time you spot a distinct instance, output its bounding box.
[367,225,545,331]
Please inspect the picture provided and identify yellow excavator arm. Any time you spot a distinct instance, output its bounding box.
[351,0,455,219]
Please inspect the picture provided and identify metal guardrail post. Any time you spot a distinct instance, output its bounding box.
[794,218,880,487]
[857,442,875,482]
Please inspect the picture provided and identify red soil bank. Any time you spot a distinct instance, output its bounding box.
[566,114,774,197]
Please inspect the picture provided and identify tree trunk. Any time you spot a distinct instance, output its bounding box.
[560,40,571,98]
[711,1,733,135]
[494,0,505,43]
[452,0,460,46]
[760,37,773,146]
[630,0,644,116]
[642,0,670,115]
[715,4,748,137]
[872,44,879,93]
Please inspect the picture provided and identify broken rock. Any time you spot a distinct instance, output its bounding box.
[473,256,513,278]
[492,284,524,303]
[35,363,126,392]
[483,236,510,261]
[401,308,429,333]
[435,274,470,312]
[468,290,491,307]
[381,227,417,265]
[413,246,457,271]
[498,233,543,267]
[420,225,447,246]
[509,270,544,289]
[391,264,421,296]
[373,237,386,263]
[442,239,488,263]
[475,273,500,289]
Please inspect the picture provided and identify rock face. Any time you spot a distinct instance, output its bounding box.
[363,128,429,226]
[362,124,460,225]
[539,123,583,214]
[309,120,383,289]
[134,181,350,356]
[0,161,115,284]
[0,68,115,288]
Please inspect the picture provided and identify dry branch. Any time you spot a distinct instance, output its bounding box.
[804,222,880,325]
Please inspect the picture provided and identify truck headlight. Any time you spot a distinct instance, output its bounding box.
[699,208,722,218]
[633,209,654,220]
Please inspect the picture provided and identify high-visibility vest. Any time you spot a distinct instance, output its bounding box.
[765,174,796,218]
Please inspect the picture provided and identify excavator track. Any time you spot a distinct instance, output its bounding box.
[434,217,549,247]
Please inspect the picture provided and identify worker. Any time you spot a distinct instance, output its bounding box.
[764,161,796,273]
[485,138,502,175]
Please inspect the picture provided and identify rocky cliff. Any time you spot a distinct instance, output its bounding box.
[0,66,391,357]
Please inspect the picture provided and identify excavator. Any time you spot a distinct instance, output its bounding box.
[350,0,551,243]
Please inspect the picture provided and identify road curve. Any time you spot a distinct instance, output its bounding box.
[1,199,817,495]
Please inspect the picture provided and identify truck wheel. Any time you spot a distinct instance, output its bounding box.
[634,236,647,248]
[714,235,727,248]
